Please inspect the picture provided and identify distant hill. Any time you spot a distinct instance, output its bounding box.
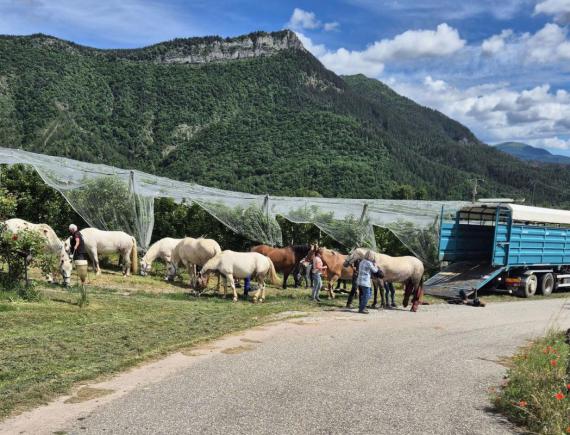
[495,142,570,165]
[1,31,570,207]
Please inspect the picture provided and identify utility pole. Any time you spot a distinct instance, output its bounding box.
[530,180,538,206]
[469,178,484,203]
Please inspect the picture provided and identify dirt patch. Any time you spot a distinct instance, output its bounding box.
[64,387,114,404]
[221,345,255,354]
[289,320,319,326]
[240,338,262,344]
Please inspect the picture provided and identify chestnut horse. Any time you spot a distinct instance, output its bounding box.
[304,247,353,299]
[250,244,314,289]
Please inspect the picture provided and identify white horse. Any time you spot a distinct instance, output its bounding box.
[140,237,183,277]
[197,250,280,302]
[344,248,425,312]
[3,218,72,285]
[65,228,138,276]
[168,237,221,287]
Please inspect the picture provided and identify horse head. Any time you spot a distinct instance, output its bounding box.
[59,247,73,287]
[140,258,151,276]
[196,270,209,290]
[165,262,177,281]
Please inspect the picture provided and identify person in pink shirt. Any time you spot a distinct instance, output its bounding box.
[311,251,327,302]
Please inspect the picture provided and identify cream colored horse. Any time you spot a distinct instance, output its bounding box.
[140,237,182,277]
[345,248,424,312]
[197,250,280,302]
[4,218,73,285]
[65,228,138,276]
[168,237,222,287]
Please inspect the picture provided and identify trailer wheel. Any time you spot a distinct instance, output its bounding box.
[538,273,555,296]
[519,274,537,298]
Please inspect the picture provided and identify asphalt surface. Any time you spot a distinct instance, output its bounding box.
[62,298,570,435]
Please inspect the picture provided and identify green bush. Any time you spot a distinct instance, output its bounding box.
[494,331,570,434]
[0,224,56,295]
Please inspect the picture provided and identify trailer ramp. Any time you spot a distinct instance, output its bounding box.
[424,262,505,299]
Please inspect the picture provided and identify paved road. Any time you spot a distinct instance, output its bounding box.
[52,299,570,434]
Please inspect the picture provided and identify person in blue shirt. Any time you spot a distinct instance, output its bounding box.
[356,250,379,314]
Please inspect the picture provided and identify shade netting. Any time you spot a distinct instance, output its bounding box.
[0,147,468,265]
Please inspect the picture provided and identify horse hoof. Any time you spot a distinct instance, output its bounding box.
[233,298,238,303]
[259,298,264,303]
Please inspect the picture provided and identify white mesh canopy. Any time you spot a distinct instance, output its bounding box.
[0,147,468,264]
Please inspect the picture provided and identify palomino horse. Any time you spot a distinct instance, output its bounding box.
[251,244,314,288]
[4,218,72,285]
[140,237,183,277]
[168,237,221,287]
[345,248,424,312]
[304,247,353,299]
[197,250,279,302]
[65,228,138,276]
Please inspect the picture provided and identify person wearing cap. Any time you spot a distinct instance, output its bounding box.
[68,224,86,261]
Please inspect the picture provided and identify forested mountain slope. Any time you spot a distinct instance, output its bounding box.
[0,30,569,206]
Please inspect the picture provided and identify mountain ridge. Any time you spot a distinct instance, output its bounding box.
[495,142,570,165]
[0,31,569,207]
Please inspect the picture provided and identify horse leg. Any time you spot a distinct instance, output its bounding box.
[403,280,413,308]
[189,264,197,289]
[227,273,238,302]
[253,273,263,302]
[123,249,131,276]
[328,275,337,299]
[371,280,378,308]
[90,247,101,275]
[411,282,424,313]
[282,270,289,289]
[223,274,228,298]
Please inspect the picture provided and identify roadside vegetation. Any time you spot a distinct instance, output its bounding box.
[494,330,570,434]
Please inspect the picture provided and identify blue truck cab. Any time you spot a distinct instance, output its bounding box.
[424,203,570,298]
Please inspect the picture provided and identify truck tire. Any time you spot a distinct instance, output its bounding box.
[538,273,555,296]
[519,274,537,298]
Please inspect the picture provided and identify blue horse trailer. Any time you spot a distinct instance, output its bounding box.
[424,203,570,299]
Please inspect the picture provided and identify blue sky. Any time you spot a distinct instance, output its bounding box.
[2,0,570,156]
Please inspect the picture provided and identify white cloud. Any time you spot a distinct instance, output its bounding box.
[479,24,570,64]
[323,21,340,32]
[535,137,570,149]
[391,77,570,150]
[524,23,570,62]
[286,8,339,32]
[535,0,570,24]
[481,29,513,55]
[287,8,320,30]
[298,23,465,77]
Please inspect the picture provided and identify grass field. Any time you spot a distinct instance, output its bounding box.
[493,330,570,434]
[1,261,570,421]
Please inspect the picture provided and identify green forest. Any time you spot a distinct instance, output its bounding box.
[0,31,569,206]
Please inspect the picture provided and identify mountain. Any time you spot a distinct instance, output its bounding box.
[1,31,570,206]
[495,142,570,165]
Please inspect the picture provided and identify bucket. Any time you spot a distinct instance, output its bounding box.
[74,259,88,284]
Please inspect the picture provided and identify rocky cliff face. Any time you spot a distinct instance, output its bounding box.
[155,30,305,64]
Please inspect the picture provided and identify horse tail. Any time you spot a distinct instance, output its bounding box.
[131,237,138,274]
[267,258,280,285]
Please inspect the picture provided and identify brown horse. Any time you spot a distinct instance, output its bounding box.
[250,244,314,289]
[304,247,353,299]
